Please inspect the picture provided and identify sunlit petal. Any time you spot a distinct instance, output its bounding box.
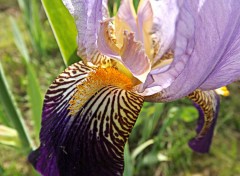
[117,0,137,34]
[141,0,240,101]
[120,32,151,83]
[98,21,151,83]
[137,0,153,60]
[97,19,121,58]
[62,0,109,61]
[149,0,179,65]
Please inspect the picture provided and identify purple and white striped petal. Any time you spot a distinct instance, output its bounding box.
[29,62,144,175]
[29,62,93,175]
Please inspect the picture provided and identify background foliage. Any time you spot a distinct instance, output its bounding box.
[0,0,239,175]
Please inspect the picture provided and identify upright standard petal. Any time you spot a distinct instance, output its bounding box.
[115,0,153,53]
[62,0,109,61]
[142,0,240,101]
[136,0,153,59]
[188,90,219,153]
[149,0,178,66]
[116,0,137,33]
[29,62,144,175]
[98,21,151,83]
[120,32,151,83]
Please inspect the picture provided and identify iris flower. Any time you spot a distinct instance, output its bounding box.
[29,0,240,175]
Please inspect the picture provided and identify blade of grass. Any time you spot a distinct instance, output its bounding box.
[41,0,79,66]
[17,0,47,57]
[26,65,43,138]
[10,17,30,62]
[30,0,45,55]
[17,0,31,26]
[0,103,11,126]
[11,17,43,138]
[0,125,20,147]
[0,63,34,152]
[131,139,154,160]
[124,142,134,176]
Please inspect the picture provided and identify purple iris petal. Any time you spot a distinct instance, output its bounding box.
[62,0,109,61]
[188,90,220,153]
[142,0,240,100]
[28,62,144,176]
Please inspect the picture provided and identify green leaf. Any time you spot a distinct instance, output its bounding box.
[156,107,179,142]
[179,106,198,123]
[10,17,30,62]
[41,0,79,66]
[0,104,11,126]
[131,139,154,160]
[0,125,20,147]
[27,65,43,139]
[30,0,46,55]
[0,63,34,152]
[123,142,134,176]
[11,17,43,139]
[141,152,169,166]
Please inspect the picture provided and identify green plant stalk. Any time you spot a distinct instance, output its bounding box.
[123,142,134,176]
[11,17,43,139]
[0,125,20,147]
[131,139,154,160]
[27,64,43,139]
[41,0,79,66]
[0,63,35,152]
[30,0,45,56]
[0,103,11,126]
[10,17,30,62]
[16,0,45,56]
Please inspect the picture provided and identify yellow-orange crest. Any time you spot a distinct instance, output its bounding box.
[68,67,133,115]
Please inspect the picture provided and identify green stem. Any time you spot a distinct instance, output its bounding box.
[0,63,35,152]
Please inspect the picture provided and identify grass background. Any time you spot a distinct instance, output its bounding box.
[0,0,240,176]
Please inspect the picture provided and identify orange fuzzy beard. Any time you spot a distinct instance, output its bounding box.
[68,67,133,116]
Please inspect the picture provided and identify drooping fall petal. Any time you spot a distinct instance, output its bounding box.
[188,90,219,153]
[142,0,240,101]
[29,62,144,176]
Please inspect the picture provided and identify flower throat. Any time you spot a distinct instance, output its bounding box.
[68,67,133,115]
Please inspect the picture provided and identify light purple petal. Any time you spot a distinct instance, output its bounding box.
[97,19,121,58]
[136,0,153,58]
[117,0,137,35]
[199,18,240,89]
[97,21,151,83]
[62,0,109,61]
[149,0,179,65]
[142,0,240,101]
[120,32,151,82]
